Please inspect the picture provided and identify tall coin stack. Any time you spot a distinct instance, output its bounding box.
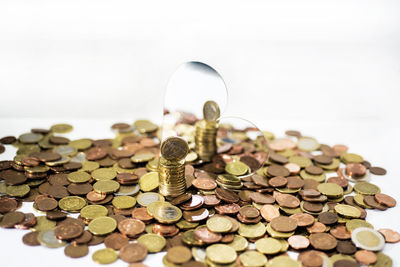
[195,100,220,162]
[158,136,189,197]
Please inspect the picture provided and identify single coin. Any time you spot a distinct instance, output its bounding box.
[0,211,25,228]
[139,172,159,192]
[249,192,275,205]
[238,222,266,239]
[64,244,89,258]
[270,216,297,233]
[92,248,118,264]
[288,235,310,250]
[318,212,338,225]
[31,216,57,231]
[275,193,300,208]
[137,192,164,207]
[192,177,217,190]
[203,100,220,122]
[36,197,58,211]
[80,204,108,220]
[93,180,120,194]
[309,233,337,250]
[374,193,396,208]
[239,250,267,267]
[88,216,117,235]
[289,213,315,227]
[112,195,136,209]
[370,166,387,175]
[330,225,352,240]
[354,250,377,265]
[6,184,30,197]
[225,161,249,176]
[154,203,182,224]
[215,187,239,203]
[73,230,93,244]
[92,168,117,181]
[104,233,129,250]
[297,136,320,152]
[298,250,323,267]
[267,164,290,177]
[378,229,400,243]
[353,181,380,195]
[134,119,158,133]
[51,123,73,133]
[346,219,373,232]
[206,216,232,233]
[118,218,145,237]
[137,233,166,253]
[54,222,84,240]
[166,246,192,264]
[38,229,66,248]
[334,204,361,218]
[260,204,280,222]
[351,227,385,251]
[266,255,302,267]
[333,259,359,267]
[305,165,324,175]
[59,196,87,212]
[160,136,189,161]
[317,183,343,198]
[206,244,237,264]
[255,237,282,254]
[194,227,222,243]
[269,176,288,188]
[239,206,260,219]
[120,243,148,263]
[22,231,40,246]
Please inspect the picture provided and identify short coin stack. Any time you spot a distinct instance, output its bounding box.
[158,137,189,198]
[0,120,398,267]
[195,101,220,161]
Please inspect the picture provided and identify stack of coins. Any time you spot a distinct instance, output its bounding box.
[195,101,220,161]
[158,137,189,198]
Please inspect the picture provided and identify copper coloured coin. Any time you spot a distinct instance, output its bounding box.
[73,230,93,245]
[298,250,324,267]
[166,246,192,264]
[267,164,290,177]
[153,223,179,236]
[287,176,305,189]
[183,208,209,222]
[203,195,221,206]
[327,176,348,188]
[239,206,260,219]
[303,201,323,213]
[330,225,351,240]
[48,173,70,186]
[15,213,37,229]
[363,195,387,211]
[0,198,18,214]
[215,203,240,215]
[86,147,107,161]
[268,176,287,187]
[47,185,69,199]
[22,231,40,246]
[336,240,356,255]
[307,222,326,234]
[260,204,280,222]
[270,216,297,232]
[54,222,84,240]
[370,166,387,175]
[290,213,315,227]
[345,163,367,178]
[86,191,107,202]
[215,188,239,203]
[116,173,138,184]
[249,192,274,205]
[64,244,89,258]
[318,212,338,225]
[305,165,324,175]
[104,233,129,250]
[374,193,396,207]
[288,235,310,250]
[118,219,145,237]
[0,169,27,185]
[313,155,333,165]
[309,233,337,250]
[269,153,289,164]
[67,183,93,195]
[251,174,269,187]
[194,227,222,244]
[63,162,82,171]
[31,151,62,162]
[354,250,377,265]
[0,136,16,144]
[180,195,204,210]
[36,197,58,211]
[275,192,300,208]
[192,178,217,190]
[333,260,359,267]
[120,243,148,263]
[131,207,153,222]
[378,229,400,243]
[0,211,25,228]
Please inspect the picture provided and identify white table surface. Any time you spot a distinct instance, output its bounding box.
[1,117,399,267]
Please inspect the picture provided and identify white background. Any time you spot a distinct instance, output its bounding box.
[1,0,400,266]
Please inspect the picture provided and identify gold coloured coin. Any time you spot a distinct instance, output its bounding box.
[317,183,343,198]
[137,233,166,252]
[6,184,30,197]
[351,227,385,251]
[93,180,120,194]
[139,172,159,192]
[255,237,282,255]
[227,235,249,252]
[69,139,92,150]
[239,250,268,267]
[346,219,373,232]
[131,152,155,163]
[59,196,87,212]
[206,216,232,233]
[225,161,249,176]
[238,222,267,239]
[67,171,91,183]
[88,216,117,235]
[80,161,100,172]
[341,153,364,164]
[92,248,118,264]
[334,204,361,218]
[206,244,237,264]
[31,216,57,232]
[112,195,136,209]
[266,255,301,267]
[160,136,189,161]
[353,181,380,195]
[50,123,73,133]
[134,119,158,133]
[91,168,117,181]
[80,205,108,221]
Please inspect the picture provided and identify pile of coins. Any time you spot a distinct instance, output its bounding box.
[195,101,220,161]
[0,118,399,267]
